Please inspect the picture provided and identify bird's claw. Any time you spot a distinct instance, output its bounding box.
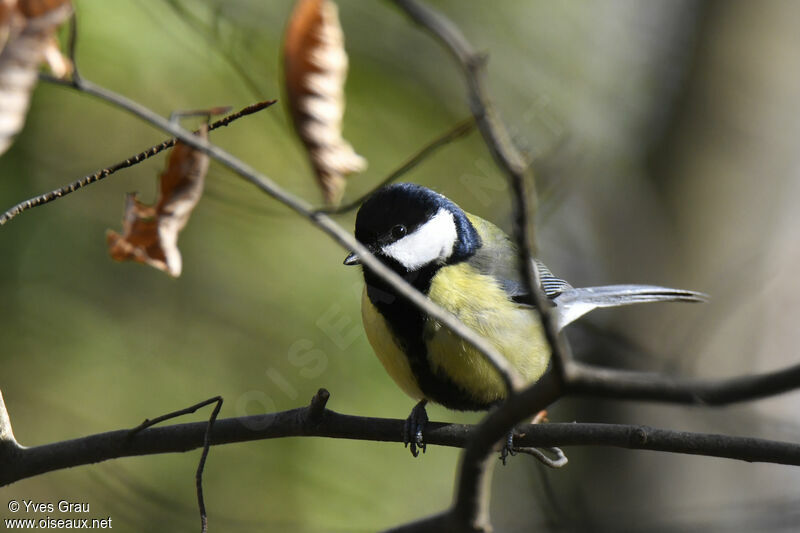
[403,400,428,457]
[500,430,518,465]
[500,410,548,465]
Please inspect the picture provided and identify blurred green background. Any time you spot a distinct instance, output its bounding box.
[3,0,800,531]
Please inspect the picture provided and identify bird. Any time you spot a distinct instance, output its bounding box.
[344,182,706,456]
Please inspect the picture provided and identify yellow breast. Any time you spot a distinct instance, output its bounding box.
[425,262,550,405]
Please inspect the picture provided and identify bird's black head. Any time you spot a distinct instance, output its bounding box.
[345,183,481,273]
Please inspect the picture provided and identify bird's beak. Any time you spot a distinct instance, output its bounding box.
[343,252,361,266]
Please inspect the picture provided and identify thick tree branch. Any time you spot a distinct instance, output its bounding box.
[4,388,800,489]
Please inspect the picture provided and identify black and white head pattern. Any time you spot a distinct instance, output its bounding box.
[354,183,481,272]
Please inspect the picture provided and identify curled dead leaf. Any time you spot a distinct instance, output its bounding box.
[107,125,209,277]
[0,0,72,157]
[284,0,366,206]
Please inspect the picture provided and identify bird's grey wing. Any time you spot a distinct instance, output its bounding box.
[462,213,706,327]
[468,240,706,331]
[465,215,569,302]
[464,216,707,330]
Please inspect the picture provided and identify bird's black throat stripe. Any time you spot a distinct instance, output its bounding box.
[363,265,497,412]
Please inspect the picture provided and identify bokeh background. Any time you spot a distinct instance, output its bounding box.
[2,0,800,531]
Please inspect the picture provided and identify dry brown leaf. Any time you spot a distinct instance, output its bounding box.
[107,125,209,277]
[0,0,71,157]
[284,0,366,206]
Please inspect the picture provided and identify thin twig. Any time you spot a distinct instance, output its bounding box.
[125,396,223,533]
[6,390,800,488]
[317,117,476,214]
[0,99,276,225]
[129,396,224,436]
[170,106,232,121]
[305,388,331,424]
[196,397,223,533]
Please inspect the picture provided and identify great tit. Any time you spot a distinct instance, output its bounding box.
[344,183,705,455]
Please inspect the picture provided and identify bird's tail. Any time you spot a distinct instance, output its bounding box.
[552,285,708,331]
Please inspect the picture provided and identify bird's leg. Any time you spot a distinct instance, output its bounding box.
[403,399,428,457]
[500,410,549,465]
[500,410,568,468]
[500,430,518,465]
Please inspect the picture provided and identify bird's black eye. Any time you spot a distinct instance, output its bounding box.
[390,224,407,240]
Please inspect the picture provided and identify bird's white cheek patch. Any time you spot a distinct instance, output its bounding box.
[382,209,457,271]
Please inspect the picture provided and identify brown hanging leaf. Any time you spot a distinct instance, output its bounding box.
[284,0,366,206]
[0,0,72,157]
[106,125,209,277]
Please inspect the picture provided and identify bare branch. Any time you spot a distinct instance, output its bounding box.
[451,373,561,532]
[388,1,574,528]
[0,99,276,225]
[521,422,800,465]
[305,388,331,423]
[196,397,223,533]
[129,396,226,436]
[4,388,800,489]
[124,395,225,532]
[387,0,574,371]
[565,360,800,404]
[388,0,572,365]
